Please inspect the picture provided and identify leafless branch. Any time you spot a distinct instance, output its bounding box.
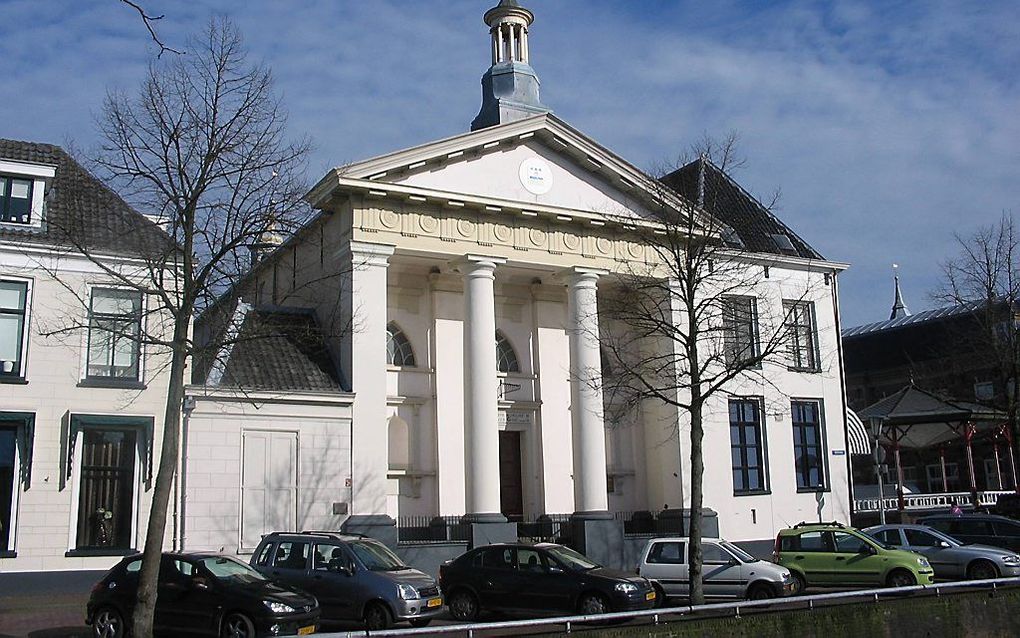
[119,0,184,57]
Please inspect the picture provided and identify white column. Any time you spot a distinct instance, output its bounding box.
[496,25,505,63]
[341,241,395,521]
[565,267,610,516]
[521,27,529,63]
[453,255,507,521]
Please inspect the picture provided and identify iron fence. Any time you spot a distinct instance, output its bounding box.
[396,515,470,544]
[615,509,687,536]
[516,513,574,545]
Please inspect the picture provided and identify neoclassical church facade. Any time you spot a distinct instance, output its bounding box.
[184,0,852,561]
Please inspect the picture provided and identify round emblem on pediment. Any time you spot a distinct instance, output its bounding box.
[519,157,553,195]
[457,219,476,237]
[595,237,613,255]
[493,224,512,243]
[627,242,643,259]
[528,228,547,247]
[563,233,580,251]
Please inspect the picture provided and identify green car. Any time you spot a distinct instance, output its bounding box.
[774,522,935,593]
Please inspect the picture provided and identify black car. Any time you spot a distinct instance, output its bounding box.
[438,543,656,620]
[917,514,1020,552]
[85,552,319,638]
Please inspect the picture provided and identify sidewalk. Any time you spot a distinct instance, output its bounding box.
[0,571,101,638]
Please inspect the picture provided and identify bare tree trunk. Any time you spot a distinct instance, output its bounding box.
[687,392,706,605]
[133,323,188,637]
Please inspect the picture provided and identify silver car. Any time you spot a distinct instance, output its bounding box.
[637,537,794,602]
[865,524,1020,580]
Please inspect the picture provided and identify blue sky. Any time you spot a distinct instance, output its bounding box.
[2,1,1017,327]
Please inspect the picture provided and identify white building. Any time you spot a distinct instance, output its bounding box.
[184,0,852,563]
[0,140,175,572]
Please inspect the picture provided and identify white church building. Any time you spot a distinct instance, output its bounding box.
[183,0,852,564]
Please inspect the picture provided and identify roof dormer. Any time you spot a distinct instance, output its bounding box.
[0,158,56,230]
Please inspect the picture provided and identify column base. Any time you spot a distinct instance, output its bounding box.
[573,517,623,567]
[342,514,398,548]
[461,512,508,524]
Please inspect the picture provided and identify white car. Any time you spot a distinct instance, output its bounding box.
[637,537,794,602]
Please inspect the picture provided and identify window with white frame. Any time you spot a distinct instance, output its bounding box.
[0,176,33,225]
[87,288,143,380]
[0,427,16,552]
[729,398,768,494]
[76,428,137,550]
[495,331,520,373]
[791,400,826,491]
[386,322,416,367]
[783,300,820,371]
[0,280,29,379]
[722,296,759,367]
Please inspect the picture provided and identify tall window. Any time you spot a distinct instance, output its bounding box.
[0,176,33,225]
[729,398,767,494]
[0,280,28,379]
[792,400,826,490]
[386,322,416,367]
[784,300,819,371]
[87,288,142,380]
[722,296,759,367]
[0,427,15,551]
[495,331,520,373]
[77,428,137,550]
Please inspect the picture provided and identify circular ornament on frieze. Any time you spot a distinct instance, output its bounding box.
[563,232,581,251]
[457,219,476,238]
[418,215,439,234]
[627,242,643,259]
[379,210,400,230]
[595,237,613,255]
[493,224,513,243]
[529,228,547,247]
[519,157,553,195]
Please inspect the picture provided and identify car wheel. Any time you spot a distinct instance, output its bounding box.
[92,606,126,638]
[578,592,609,615]
[221,613,256,638]
[886,569,916,588]
[747,584,775,600]
[967,559,999,580]
[448,590,480,622]
[363,602,393,631]
[790,572,807,596]
[652,584,667,608]
[409,618,432,628]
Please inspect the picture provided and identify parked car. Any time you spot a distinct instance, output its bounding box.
[774,522,935,593]
[917,514,1020,552]
[86,552,319,638]
[991,494,1020,520]
[438,542,656,620]
[636,537,793,602]
[250,531,442,630]
[865,523,1020,580]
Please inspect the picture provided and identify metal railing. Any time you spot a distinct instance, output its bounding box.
[614,510,687,536]
[516,514,573,544]
[854,490,1012,513]
[316,575,1020,637]
[396,516,470,545]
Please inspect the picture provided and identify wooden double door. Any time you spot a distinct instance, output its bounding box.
[499,430,524,521]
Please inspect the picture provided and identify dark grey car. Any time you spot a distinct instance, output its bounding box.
[251,531,443,630]
[865,524,1020,580]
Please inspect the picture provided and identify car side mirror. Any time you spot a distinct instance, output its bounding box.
[192,576,211,591]
[938,541,951,548]
[329,558,354,576]
[548,565,564,574]
[859,545,876,555]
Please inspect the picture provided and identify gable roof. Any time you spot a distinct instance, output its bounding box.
[661,157,823,261]
[199,306,344,393]
[0,139,174,259]
[307,113,698,227]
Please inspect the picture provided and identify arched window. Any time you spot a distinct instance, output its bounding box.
[495,331,520,373]
[386,322,416,367]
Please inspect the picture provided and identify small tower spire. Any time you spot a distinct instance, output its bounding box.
[890,264,911,320]
[471,0,551,131]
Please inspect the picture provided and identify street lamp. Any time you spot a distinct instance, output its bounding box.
[869,417,887,524]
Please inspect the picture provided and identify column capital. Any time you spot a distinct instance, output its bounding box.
[343,241,395,268]
[555,266,609,287]
[451,254,507,274]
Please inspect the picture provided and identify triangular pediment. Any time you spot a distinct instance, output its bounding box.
[312,115,695,224]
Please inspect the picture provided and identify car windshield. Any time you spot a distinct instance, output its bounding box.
[545,545,600,571]
[720,541,758,563]
[349,540,408,571]
[197,556,268,584]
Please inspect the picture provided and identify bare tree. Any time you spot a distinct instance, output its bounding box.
[119,0,183,57]
[936,213,1020,468]
[599,135,817,604]
[38,18,311,636]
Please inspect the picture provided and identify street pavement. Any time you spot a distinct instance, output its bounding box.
[0,571,100,637]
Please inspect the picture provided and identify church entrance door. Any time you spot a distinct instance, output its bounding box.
[498,430,524,521]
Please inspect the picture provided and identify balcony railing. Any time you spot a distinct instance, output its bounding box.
[854,490,1013,513]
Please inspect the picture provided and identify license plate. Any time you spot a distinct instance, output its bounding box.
[427,597,443,608]
[297,626,315,636]
[645,591,656,601]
